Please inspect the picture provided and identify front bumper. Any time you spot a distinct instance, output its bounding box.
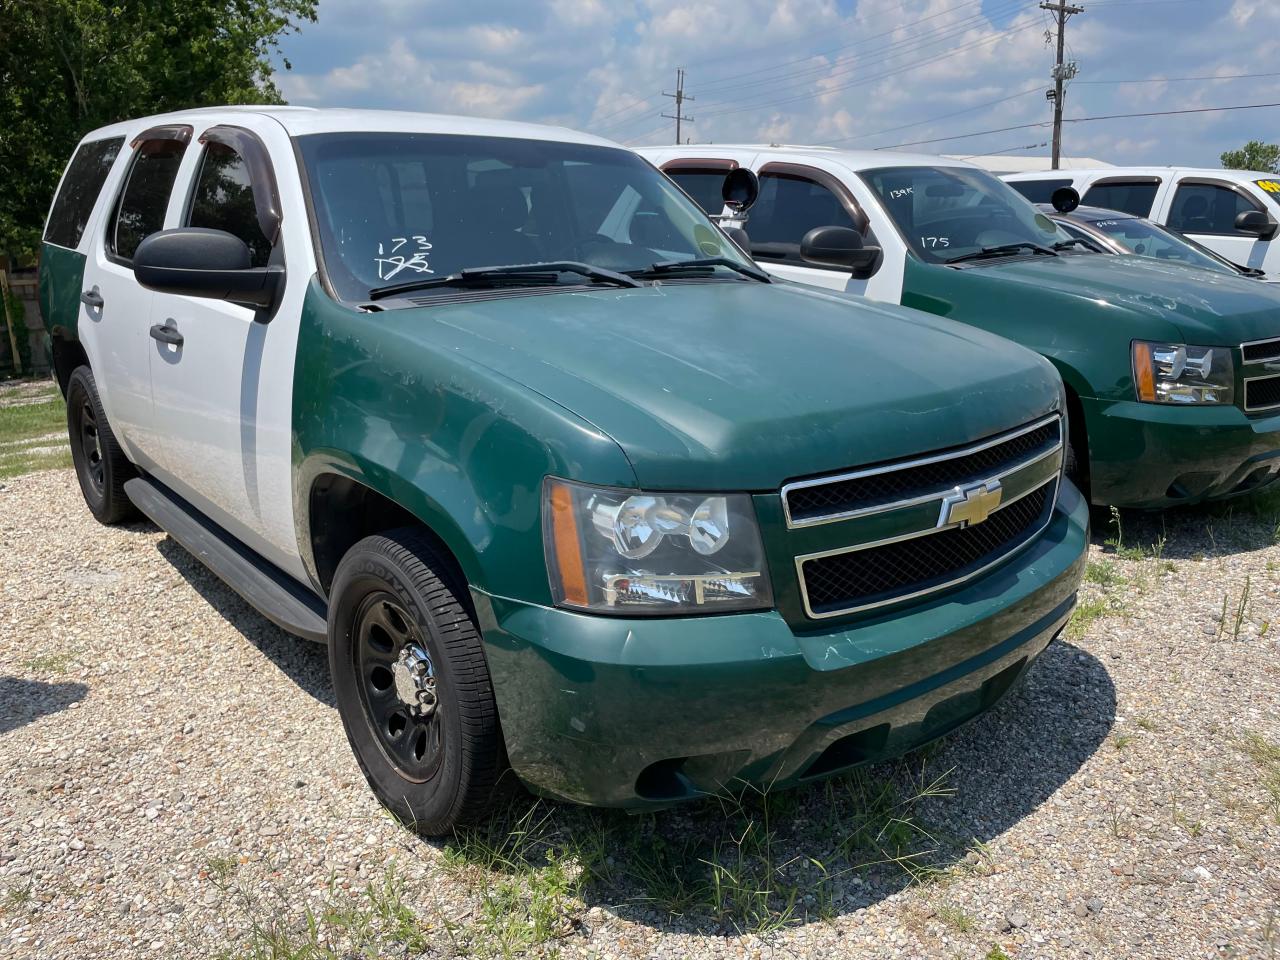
[1082,396,1280,508]
[474,481,1089,809]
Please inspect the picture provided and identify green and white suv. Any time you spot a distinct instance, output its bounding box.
[40,108,1087,833]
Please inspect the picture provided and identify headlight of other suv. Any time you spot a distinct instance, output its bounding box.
[1132,341,1234,405]
[543,478,773,614]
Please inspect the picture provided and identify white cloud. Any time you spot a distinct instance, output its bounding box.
[274,0,1280,165]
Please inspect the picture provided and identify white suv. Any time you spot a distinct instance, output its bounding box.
[1002,167,1280,278]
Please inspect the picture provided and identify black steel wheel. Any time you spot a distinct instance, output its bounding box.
[353,591,444,783]
[65,366,137,524]
[328,527,511,834]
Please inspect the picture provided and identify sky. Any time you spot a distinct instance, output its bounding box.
[272,0,1280,168]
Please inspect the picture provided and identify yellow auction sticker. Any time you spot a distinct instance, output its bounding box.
[1255,179,1280,195]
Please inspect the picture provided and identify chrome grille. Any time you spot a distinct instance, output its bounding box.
[782,416,1061,527]
[798,481,1056,618]
[1242,337,1280,364]
[1245,374,1280,412]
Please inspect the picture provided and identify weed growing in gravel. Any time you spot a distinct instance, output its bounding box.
[1085,559,1124,588]
[1112,734,1133,751]
[1135,717,1159,732]
[1067,597,1109,641]
[1,884,31,910]
[215,867,440,960]
[1238,731,1280,823]
[985,946,1014,960]
[204,855,239,883]
[936,903,977,933]
[440,755,956,938]
[21,651,72,674]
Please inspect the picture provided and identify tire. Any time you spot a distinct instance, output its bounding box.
[328,528,509,834]
[66,365,137,525]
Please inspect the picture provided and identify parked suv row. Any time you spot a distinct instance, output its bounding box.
[644,145,1280,509]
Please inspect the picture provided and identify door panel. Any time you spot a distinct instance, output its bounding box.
[1166,179,1270,270]
[143,121,308,579]
[80,134,190,468]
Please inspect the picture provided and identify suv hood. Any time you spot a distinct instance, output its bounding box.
[973,253,1280,344]
[400,281,1061,490]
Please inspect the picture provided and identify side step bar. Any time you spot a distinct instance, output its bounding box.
[124,477,328,642]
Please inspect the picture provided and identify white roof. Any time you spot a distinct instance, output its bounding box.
[944,155,1114,175]
[81,106,618,148]
[1003,165,1275,182]
[638,143,979,172]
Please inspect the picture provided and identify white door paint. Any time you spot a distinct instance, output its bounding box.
[77,138,174,472]
[142,113,311,579]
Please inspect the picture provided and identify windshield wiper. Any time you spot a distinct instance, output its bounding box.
[368,261,641,301]
[626,257,771,283]
[945,242,1059,265]
[1052,238,1100,253]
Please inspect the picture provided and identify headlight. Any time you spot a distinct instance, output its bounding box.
[1132,341,1234,404]
[543,478,773,614]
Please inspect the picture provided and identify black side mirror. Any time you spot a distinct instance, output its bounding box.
[1051,186,1081,214]
[133,228,284,318]
[1235,209,1278,240]
[801,225,882,278]
[722,168,759,214]
[722,225,751,255]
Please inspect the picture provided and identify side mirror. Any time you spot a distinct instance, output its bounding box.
[722,225,751,255]
[1051,186,1081,214]
[722,168,759,214]
[801,225,882,278]
[133,228,284,317]
[1235,209,1278,240]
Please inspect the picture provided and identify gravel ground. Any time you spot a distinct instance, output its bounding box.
[2,468,1279,960]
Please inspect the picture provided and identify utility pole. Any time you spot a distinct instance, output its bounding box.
[662,68,694,145]
[1040,0,1083,170]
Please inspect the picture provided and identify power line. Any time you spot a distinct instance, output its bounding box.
[956,140,1049,159]
[696,21,1035,123]
[876,101,1280,151]
[595,0,1033,135]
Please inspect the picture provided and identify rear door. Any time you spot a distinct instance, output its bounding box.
[1079,176,1163,217]
[1164,175,1272,271]
[143,118,308,578]
[79,126,192,466]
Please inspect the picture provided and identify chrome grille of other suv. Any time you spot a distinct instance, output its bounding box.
[785,415,1063,619]
[800,483,1054,616]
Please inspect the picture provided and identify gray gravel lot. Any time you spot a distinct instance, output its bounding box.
[2,468,1278,959]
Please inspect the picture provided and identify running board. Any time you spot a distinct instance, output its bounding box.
[124,477,328,643]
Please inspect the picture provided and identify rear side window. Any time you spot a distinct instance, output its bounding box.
[188,142,272,267]
[1006,179,1072,204]
[1167,182,1263,236]
[1081,180,1159,217]
[107,138,188,262]
[44,137,125,249]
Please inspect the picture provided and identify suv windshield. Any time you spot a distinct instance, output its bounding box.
[1086,215,1235,274]
[862,165,1074,264]
[297,133,748,301]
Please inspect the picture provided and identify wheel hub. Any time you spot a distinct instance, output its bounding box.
[391,644,437,717]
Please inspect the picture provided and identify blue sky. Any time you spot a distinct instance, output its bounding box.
[273,0,1280,167]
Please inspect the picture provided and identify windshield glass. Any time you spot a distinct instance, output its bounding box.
[861,165,1075,263]
[297,133,747,301]
[1087,216,1235,274]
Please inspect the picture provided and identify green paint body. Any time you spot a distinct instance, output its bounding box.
[292,276,1087,805]
[901,254,1280,507]
[39,243,87,341]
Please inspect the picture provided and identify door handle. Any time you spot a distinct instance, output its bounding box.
[149,321,184,347]
[80,286,104,310]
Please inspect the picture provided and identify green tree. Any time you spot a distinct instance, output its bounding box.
[0,0,316,262]
[1220,140,1280,174]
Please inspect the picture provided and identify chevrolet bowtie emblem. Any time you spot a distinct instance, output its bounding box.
[939,480,1003,528]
